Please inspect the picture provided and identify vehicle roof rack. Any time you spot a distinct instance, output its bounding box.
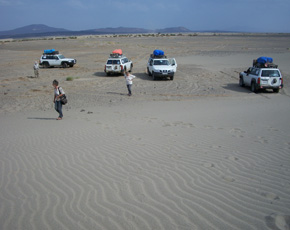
[253,63,278,68]
[150,54,167,59]
[110,53,123,58]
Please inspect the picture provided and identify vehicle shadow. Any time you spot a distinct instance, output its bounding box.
[93,72,123,77]
[223,83,278,94]
[134,72,172,81]
[135,72,152,81]
[222,83,251,93]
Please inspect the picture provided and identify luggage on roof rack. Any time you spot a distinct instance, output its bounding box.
[110,49,123,58]
[151,49,166,58]
[253,57,277,68]
[257,56,273,64]
[110,53,123,58]
[112,49,122,55]
[44,49,59,55]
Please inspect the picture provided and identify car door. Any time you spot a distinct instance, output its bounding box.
[168,58,177,72]
[244,68,255,86]
[49,56,59,66]
[123,58,130,70]
[148,58,153,73]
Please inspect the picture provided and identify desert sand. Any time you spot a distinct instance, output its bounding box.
[0,34,290,230]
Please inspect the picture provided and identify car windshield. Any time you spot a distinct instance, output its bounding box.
[153,60,169,65]
[58,55,65,59]
[107,60,120,64]
[261,70,280,77]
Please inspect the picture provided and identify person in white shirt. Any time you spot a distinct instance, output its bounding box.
[33,61,39,78]
[125,71,136,96]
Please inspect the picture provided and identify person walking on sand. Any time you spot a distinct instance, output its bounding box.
[125,71,136,96]
[53,80,65,120]
[33,61,39,78]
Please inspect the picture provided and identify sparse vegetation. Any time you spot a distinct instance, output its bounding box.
[66,76,79,81]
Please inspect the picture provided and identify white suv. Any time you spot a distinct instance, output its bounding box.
[104,55,133,76]
[147,56,177,81]
[39,53,76,68]
[239,67,283,93]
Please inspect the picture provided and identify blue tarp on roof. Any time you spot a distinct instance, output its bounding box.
[257,57,273,64]
[153,50,165,56]
[44,49,55,54]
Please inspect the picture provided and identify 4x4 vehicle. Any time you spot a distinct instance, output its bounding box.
[239,67,283,93]
[39,51,77,68]
[104,53,133,76]
[147,53,177,81]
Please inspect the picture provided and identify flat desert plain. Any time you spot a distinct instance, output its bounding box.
[0,34,290,230]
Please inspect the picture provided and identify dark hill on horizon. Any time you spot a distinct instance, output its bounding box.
[0,24,68,36]
[0,24,193,39]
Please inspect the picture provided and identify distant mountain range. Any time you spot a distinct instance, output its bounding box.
[0,24,193,39]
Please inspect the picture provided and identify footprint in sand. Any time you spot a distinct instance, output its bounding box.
[226,156,239,161]
[255,136,269,144]
[229,128,245,138]
[203,163,214,168]
[265,213,290,230]
[222,175,235,182]
[261,192,280,201]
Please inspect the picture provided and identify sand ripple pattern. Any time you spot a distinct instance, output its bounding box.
[1,104,290,230]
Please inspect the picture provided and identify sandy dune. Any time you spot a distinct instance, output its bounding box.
[0,34,290,230]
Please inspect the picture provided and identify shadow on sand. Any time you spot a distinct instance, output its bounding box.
[106,92,128,96]
[223,83,279,94]
[222,83,251,93]
[27,117,57,120]
[93,72,123,77]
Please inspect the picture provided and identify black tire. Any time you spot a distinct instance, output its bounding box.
[106,72,111,76]
[43,62,49,68]
[251,82,257,93]
[69,64,74,68]
[129,64,133,72]
[62,62,68,68]
[239,77,245,87]
[273,88,280,93]
[147,67,152,76]
[170,75,174,81]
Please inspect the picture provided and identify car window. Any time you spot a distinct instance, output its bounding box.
[121,59,125,64]
[250,68,258,76]
[113,60,120,64]
[153,60,169,65]
[261,70,280,77]
[107,60,112,64]
[58,55,65,59]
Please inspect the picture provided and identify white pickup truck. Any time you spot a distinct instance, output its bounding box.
[239,67,283,93]
[147,56,177,81]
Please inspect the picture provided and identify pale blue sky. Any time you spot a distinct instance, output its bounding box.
[0,0,289,32]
